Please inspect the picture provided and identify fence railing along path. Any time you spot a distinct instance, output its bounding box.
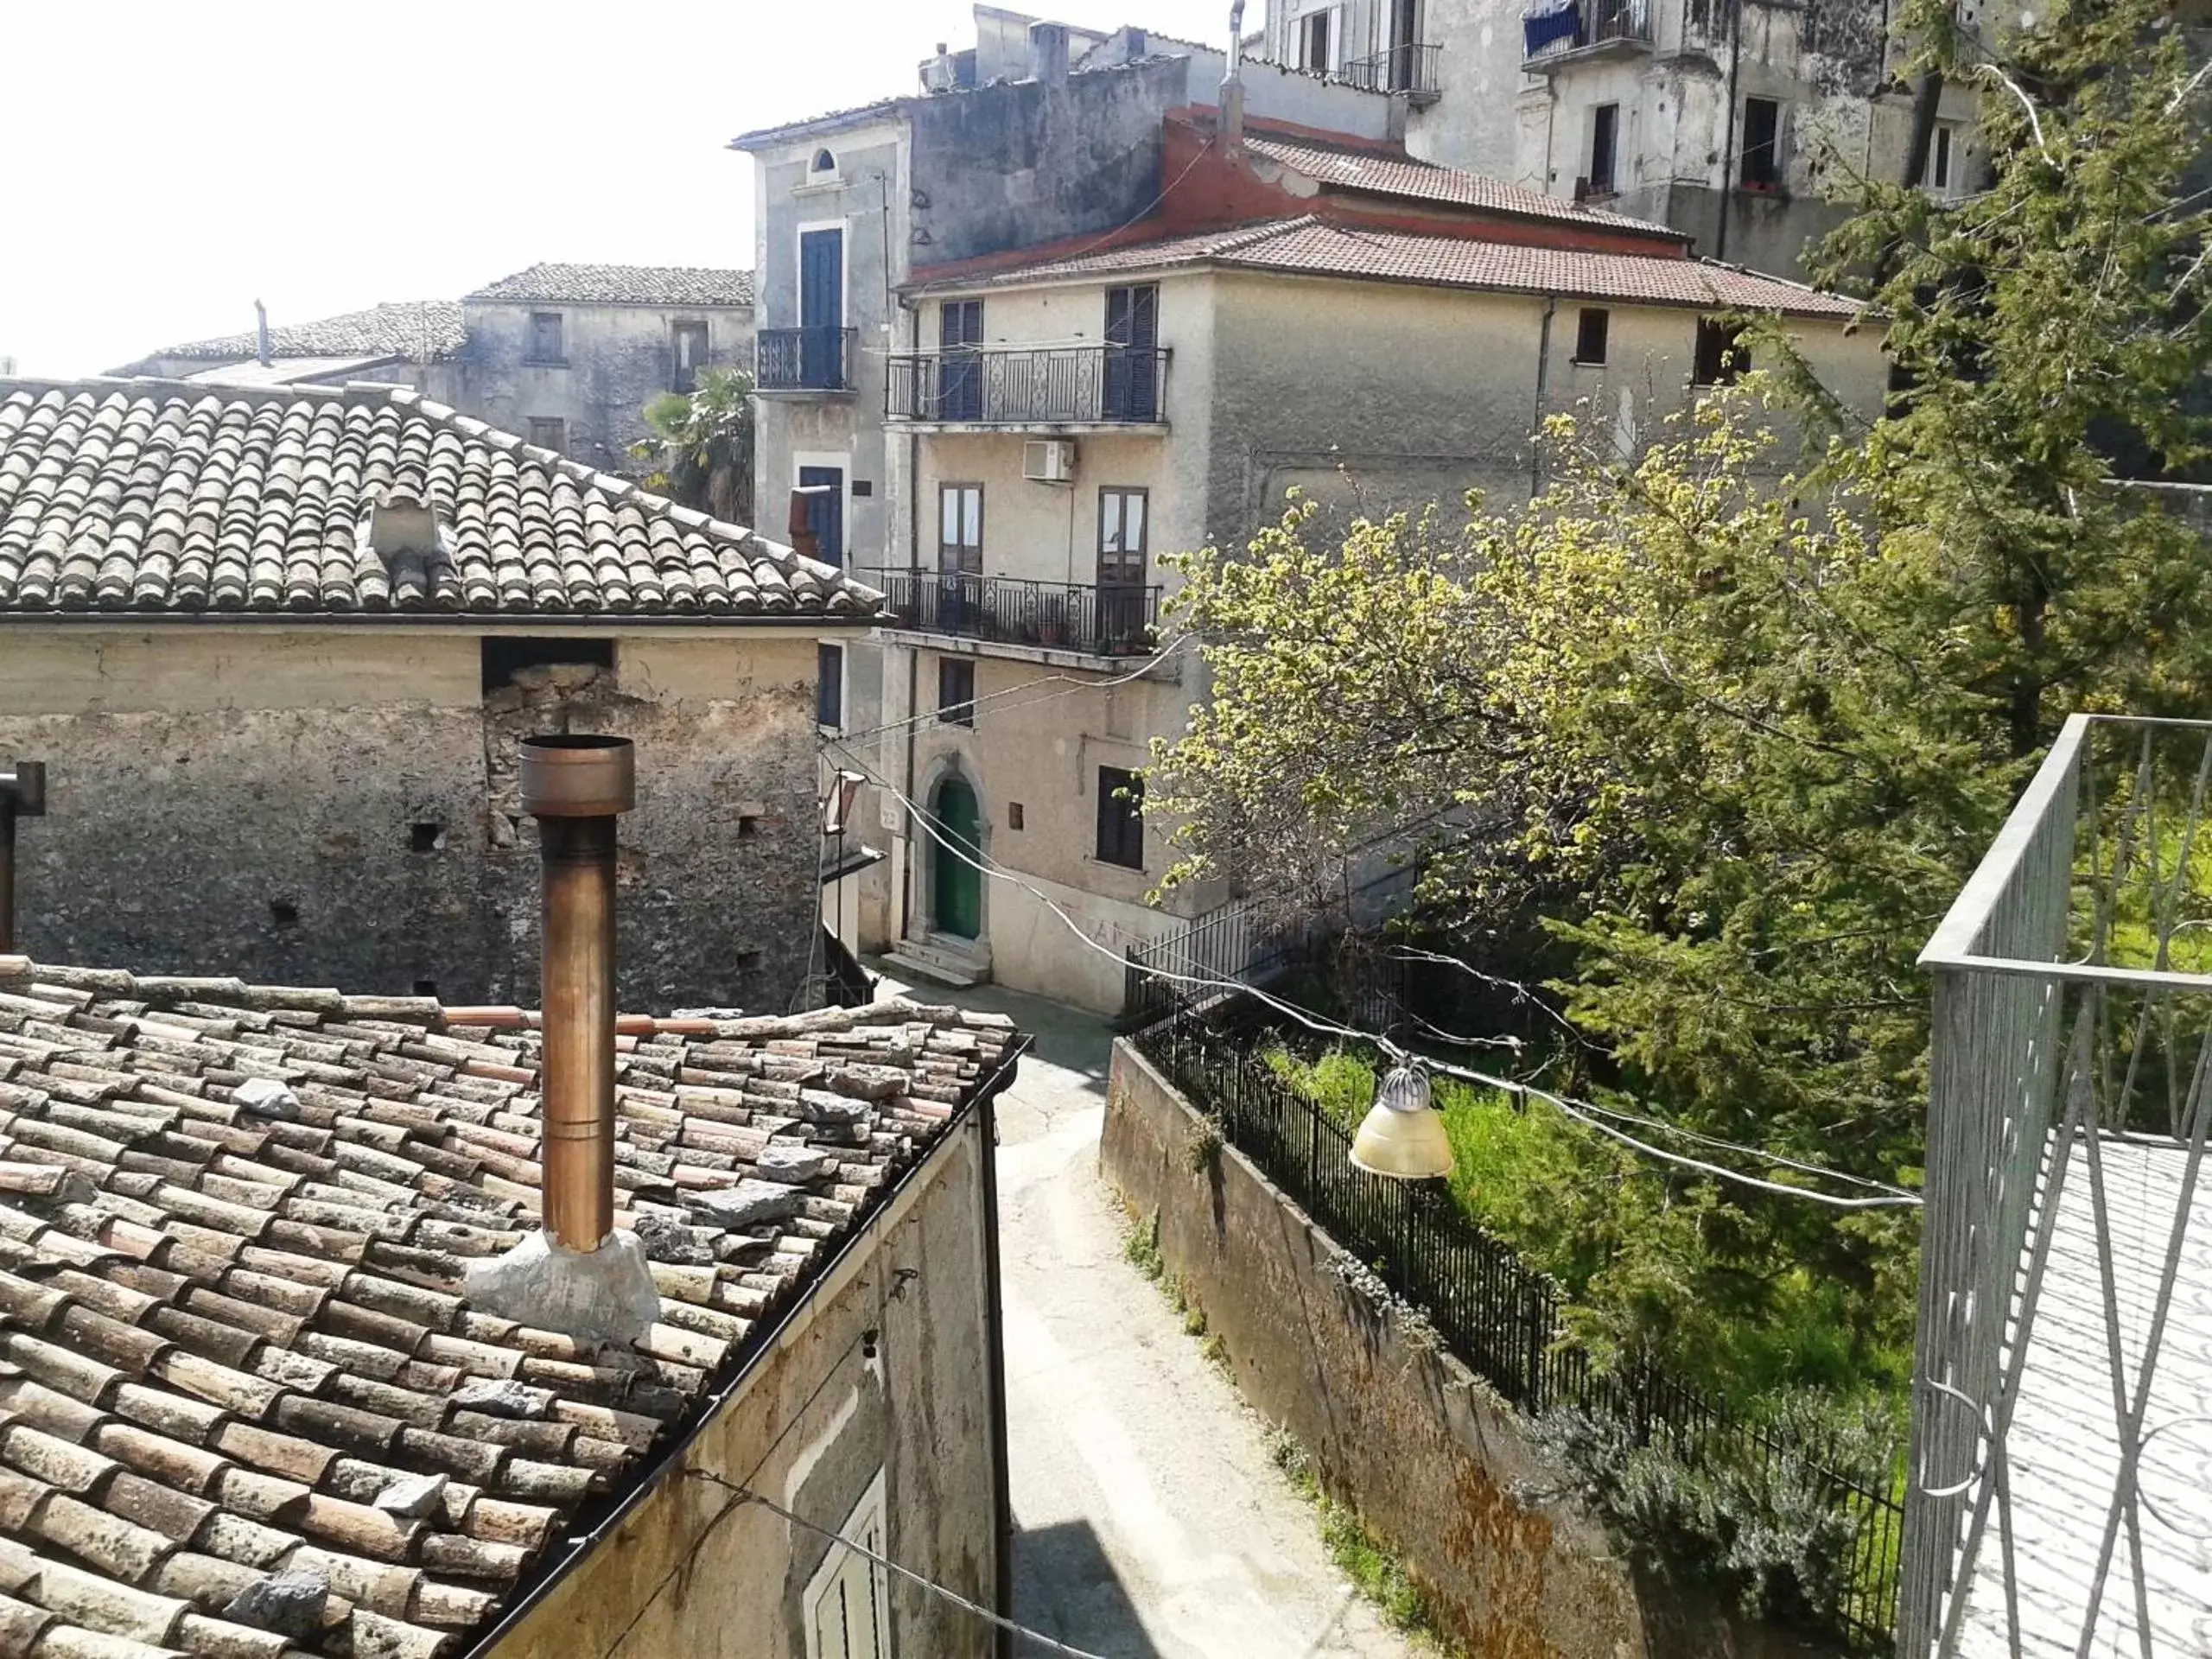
[1133,1007,1904,1652]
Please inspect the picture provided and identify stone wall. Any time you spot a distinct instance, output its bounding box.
[489,1102,1001,1658]
[0,626,831,1014]
[1100,1038,1840,1659]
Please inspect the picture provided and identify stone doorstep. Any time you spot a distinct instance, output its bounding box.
[880,937,992,990]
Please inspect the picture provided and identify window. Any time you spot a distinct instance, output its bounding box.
[1693,318,1749,386]
[1007,803,1025,830]
[1103,284,1160,422]
[817,643,843,728]
[1923,122,1958,195]
[480,636,613,694]
[804,1477,887,1659]
[811,148,838,175]
[938,299,983,421]
[526,311,564,364]
[798,464,845,563]
[1299,8,1335,70]
[1740,98,1782,189]
[1574,308,1610,365]
[1096,766,1144,870]
[1588,103,1618,195]
[526,417,566,453]
[672,321,709,393]
[1097,488,1147,586]
[939,484,982,575]
[938,657,975,727]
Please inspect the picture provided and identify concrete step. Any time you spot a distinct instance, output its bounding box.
[880,940,992,989]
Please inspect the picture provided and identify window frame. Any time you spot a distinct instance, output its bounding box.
[1739,97,1783,190]
[1298,6,1339,71]
[1095,765,1145,871]
[671,321,710,393]
[802,1472,889,1659]
[1097,486,1149,588]
[1924,121,1959,195]
[525,416,567,453]
[938,656,976,728]
[1692,318,1749,387]
[1573,307,1610,366]
[817,642,844,730]
[1589,103,1619,195]
[525,311,566,365]
[938,483,983,576]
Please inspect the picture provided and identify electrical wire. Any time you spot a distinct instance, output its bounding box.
[830,739,1922,1210]
[825,630,1192,748]
[701,1477,1117,1659]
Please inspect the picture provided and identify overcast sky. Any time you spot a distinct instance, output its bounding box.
[1,0,1240,377]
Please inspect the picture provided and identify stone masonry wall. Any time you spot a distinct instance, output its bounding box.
[0,626,827,1015]
[1100,1039,1840,1659]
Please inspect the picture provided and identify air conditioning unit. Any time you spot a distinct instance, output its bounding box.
[1022,439,1077,484]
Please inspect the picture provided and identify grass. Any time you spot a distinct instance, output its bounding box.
[1264,1427,1455,1649]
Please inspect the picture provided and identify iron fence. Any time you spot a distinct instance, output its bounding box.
[856,568,1160,658]
[1338,42,1443,100]
[1524,0,1653,63]
[885,346,1169,425]
[756,327,856,392]
[1134,1005,1904,1651]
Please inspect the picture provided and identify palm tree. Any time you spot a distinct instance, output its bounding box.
[629,367,755,525]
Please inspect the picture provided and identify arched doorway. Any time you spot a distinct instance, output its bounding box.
[931,776,982,940]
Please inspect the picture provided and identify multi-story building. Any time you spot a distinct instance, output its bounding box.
[740,11,1886,1012]
[1261,0,1984,278]
[116,263,756,475]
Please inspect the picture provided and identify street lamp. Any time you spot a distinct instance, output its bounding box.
[1350,1060,1454,1181]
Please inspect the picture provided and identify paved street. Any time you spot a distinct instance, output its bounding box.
[872,969,1422,1659]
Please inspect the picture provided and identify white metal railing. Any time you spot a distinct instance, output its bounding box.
[1904,713,2212,1656]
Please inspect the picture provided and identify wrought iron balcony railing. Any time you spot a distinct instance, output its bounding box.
[885,346,1169,426]
[1339,42,1442,102]
[756,327,857,392]
[858,568,1161,657]
[1524,0,1652,64]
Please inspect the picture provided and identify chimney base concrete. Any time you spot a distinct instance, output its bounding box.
[464,1228,660,1344]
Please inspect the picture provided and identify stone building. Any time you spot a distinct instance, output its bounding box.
[0,376,879,1014]
[116,264,757,478]
[0,951,1021,1658]
[1259,0,1985,278]
[736,9,1886,1010]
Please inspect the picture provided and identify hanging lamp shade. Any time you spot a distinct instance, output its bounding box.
[1350,1062,1454,1180]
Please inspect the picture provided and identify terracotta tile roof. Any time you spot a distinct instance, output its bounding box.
[133,304,467,368]
[920,215,1862,319]
[0,381,881,618]
[0,955,1020,1659]
[463,265,754,308]
[1242,133,1687,244]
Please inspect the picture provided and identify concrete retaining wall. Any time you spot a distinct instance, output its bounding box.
[1099,1037,1836,1659]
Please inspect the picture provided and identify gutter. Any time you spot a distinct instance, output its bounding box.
[459,1033,1031,1659]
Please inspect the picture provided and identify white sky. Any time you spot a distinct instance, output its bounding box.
[0,0,1241,377]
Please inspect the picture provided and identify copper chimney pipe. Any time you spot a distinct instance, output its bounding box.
[0,760,46,956]
[519,734,634,1252]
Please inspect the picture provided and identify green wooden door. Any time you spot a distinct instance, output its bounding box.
[932,778,982,940]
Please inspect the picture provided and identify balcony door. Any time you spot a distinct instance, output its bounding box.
[1103,284,1159,423]
[939,300,983,421]
[799,226,844,389]
[938,482,983,635]
[1389,0,1418,88]
[1098,487,1148,651]
[799,464,844,565]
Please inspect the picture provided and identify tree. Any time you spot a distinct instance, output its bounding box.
[1147,0,2212,1395]
[629,367,756,525]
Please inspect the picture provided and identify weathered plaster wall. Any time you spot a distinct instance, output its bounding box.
[492,1105,1002,1659]
[1101,1039,1842,1659]
[1408,0,1544,179]
[0,626,829,1014]
[460,300,755,476]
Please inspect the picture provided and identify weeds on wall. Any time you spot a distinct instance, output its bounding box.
[1264,1427,1458,1651]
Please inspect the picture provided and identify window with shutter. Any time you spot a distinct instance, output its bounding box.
[1096,766,1144,869]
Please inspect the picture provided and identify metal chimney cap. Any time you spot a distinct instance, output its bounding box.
[519,734,634,818]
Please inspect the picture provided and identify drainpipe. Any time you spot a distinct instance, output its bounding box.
[464,734,660,1344]
[0,760,46,956]
[1221,1,1247,154]
[902,301,923,947]
[1715,0,1743,261]
[1529,296,1558,500]
[253,301,271,369]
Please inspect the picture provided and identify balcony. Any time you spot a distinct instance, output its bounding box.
[1523,0,1653,67]
[858,569,1161,658]
[1339,42,1442,105]
[885,346,1170,430]
[756,327,857,394]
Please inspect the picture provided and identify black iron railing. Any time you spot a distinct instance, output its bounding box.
[1340,42,1443,100]
[757,327,857,391]
[1525,0,1652,61]
[886,346,1170,425]
[1134,1005,1904,1653]
[859,568,1161,657]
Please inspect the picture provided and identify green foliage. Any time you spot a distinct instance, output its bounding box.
[627,368,756,525]
[1183,1114,1224,1174]
[1152,0,2212,1415]
[1533,1399,1902,1643]
[1263,1426,1453,1649]
[1122,1207,1165,1282]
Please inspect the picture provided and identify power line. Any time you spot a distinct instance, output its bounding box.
[702,1476,1116,1659]
[824,631,1192,748]
[832,739,1921,1210]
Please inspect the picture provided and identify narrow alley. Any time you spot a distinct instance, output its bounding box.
[873,970,1422,1659]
